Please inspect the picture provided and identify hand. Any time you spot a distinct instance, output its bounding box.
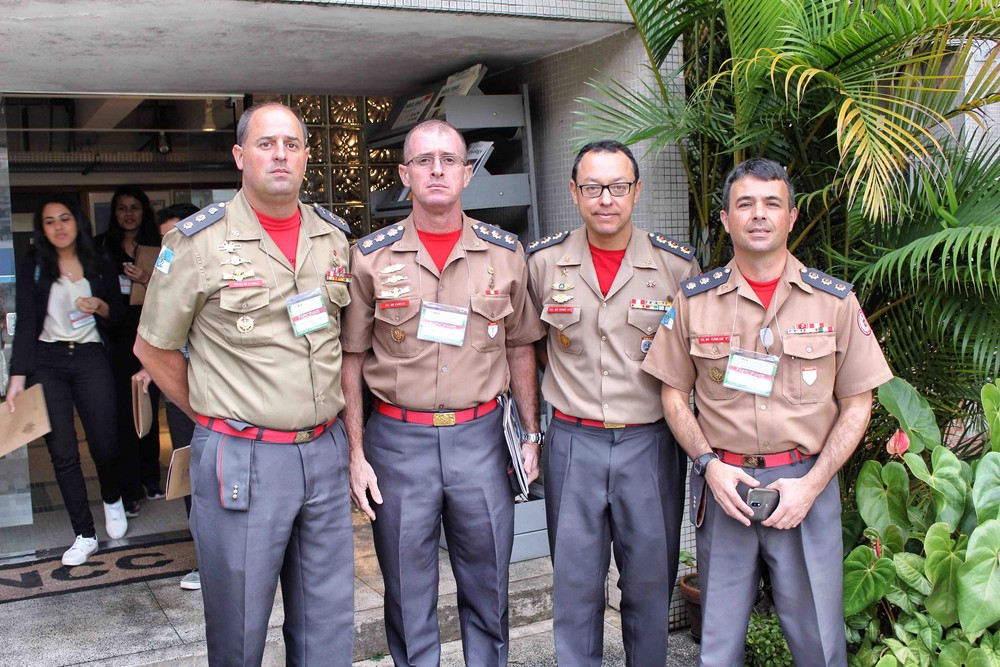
[132,368,152,394]
[704,460,760,526]
[74,296,103,314]
[349,451,382,522]
[5,376,26,413]
[123,262,149,286]
[521,441,540,484]
[761,476,822,530]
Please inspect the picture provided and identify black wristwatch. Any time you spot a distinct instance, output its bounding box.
[693,452,720,477]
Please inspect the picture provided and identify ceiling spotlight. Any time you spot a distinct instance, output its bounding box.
[202,99,217,132]
[157,131,171,154]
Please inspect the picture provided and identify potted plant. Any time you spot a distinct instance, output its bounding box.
[678,550,702,641]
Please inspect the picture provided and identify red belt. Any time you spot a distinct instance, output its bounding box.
[715,448,813,469]
[373,397,498,427]
[197,415,335,444]
[553,409,644,429]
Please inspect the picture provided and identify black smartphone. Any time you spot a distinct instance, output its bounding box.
[747,488,780,522]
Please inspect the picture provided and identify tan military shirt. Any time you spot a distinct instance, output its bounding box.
[138,190,351,430]
[642,253,893,455]
[341,215,544,410]
[528,227,699,424]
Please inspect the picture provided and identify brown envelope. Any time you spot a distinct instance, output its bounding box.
[0,385,52,456]
[165,445,191,500]
[128,244,159,306]
[131,377,153,437]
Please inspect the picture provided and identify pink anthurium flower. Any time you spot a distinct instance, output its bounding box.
[887,429,910,456]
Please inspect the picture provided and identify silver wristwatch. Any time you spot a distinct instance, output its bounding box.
[521,432,543,445]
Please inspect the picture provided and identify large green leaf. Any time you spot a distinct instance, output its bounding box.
[939,639,973,666]
[845,544,897,616]
[974,452,1000,524]
[984,381,1000,453]
[884,637,931,667]
[858,460,911,539]
[905,448,967,532]
[879,377,942,453]
[965,630,1000,667]
[958,520,1000,633]
[894,552,931,595]
[924,522,964,628]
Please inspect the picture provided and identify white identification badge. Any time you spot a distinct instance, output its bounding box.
[69,310,96,330]
[722,347,779,396]
[155,247,175,274]
[417,301,468,346]
[286,288,330,337]
[119,274,132,295]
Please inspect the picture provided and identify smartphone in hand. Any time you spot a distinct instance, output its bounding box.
[747,488,780,522]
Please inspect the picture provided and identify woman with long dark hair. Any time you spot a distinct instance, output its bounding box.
[7,196,128,565]
[95,186,163,511]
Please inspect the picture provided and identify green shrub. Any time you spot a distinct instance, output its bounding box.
[745,613,792,667]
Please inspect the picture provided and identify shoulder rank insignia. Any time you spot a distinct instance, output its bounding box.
[357,224,405,255]
[175,202,227,237]
[526,231,570,255]
[799,267,852,299]
[313,204,353,237]
[682,268,732,297]
[471,222,518,251]
[647,232,696,260]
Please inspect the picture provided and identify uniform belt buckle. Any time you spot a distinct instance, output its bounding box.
[293,428,315,444]
[603,422,626,429]
[433,412,456,427]
[742,454,764,468]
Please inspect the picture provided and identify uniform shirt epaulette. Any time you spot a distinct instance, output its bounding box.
[174,202,227,237]
[313,204,353,237]
[799,267,853,299]
[471,222,518,251]
[682,267,733,297]
[525,231,570,255]
[647,232,696,261]
[357,224,405,255]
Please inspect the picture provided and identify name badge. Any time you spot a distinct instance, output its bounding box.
[119,274,132,295]
[286,288,329,337]
[69,310,95,330]
[722,347,779,396]
[417,301,468,346]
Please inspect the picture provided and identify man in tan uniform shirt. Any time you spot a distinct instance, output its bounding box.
[642,158,893,666]
[341,120,545,667]
[526,140,698,666]
[135,103,355,666]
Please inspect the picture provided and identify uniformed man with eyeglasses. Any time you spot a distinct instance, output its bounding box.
[526,140,699,666]
[341,119,545,666]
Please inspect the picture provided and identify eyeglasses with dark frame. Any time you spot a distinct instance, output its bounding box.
[404,153,467,169]
[575,181,636,198]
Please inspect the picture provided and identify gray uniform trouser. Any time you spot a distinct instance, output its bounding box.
[189,421,354,667]
[544,418,685,667]
[696,456,846,666]
[365,410,514,667]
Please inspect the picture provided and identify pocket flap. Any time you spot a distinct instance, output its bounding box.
[540,305,581,331]
[689,334,739,359]
[219,287,270,314]
[470,293,514,321]
[627,308,662,337]
[325,282,351,307]
[782,333,835,359]
[374,297,422,325]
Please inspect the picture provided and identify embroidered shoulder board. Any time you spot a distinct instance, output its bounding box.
[471,222,518,251]
[357,224,405,255]
[682,267,733,297]
[175,202,227,237]
[647,232,696,261]
[800,267,852,299]
[313,204,353,237]
[525,231,570,255]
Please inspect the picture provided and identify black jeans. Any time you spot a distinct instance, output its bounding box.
[29,342,121,538]
[109,342,161,501]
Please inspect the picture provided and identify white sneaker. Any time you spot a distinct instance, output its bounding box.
[104,499,128,540]
[62,535,98,566]
[180,569,201,591]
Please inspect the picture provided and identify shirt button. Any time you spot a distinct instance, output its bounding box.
[712,346,719,354]
[439,284,446,291]
[762,441,769,448]
[603,403,609,409]
[602,302,607,308]
[602,370,609,376]
[760,405,767,411]
[806,346,813,353]
[441,366,448,374]
[438,404,445,409]
[601,336,607,341]
[558,324,564,330]
[647,326,653,333]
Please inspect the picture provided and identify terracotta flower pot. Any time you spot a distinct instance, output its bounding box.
[679,572,702,642]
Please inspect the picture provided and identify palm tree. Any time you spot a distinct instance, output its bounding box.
[577,0,1000,464]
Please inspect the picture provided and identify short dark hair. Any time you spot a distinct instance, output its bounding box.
[402,119,467,163]
[32,196,101,281]
[156,203,200,226]
[236,102,308,147]
[721,158,796,212]
[571,140,640,182]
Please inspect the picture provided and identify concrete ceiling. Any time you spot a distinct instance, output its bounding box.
[1,0,630,96]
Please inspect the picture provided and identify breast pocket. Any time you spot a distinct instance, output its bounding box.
[625,309,663,360]
[690,334,740,400]
[781,334,836,404]
[219,287,273,346]
[540,305,583,357]
[470,293,514,352]
[373,298,423,358]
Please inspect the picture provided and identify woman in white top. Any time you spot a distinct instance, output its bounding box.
[7,196,128,566]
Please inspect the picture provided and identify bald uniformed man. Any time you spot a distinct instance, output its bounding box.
[526,140,698,666]
[642,158,893,666]
[342,119,545,667]
[135,102,355,666]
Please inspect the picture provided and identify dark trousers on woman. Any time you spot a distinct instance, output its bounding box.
[29,342,121,538]
[110,344,161,501]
